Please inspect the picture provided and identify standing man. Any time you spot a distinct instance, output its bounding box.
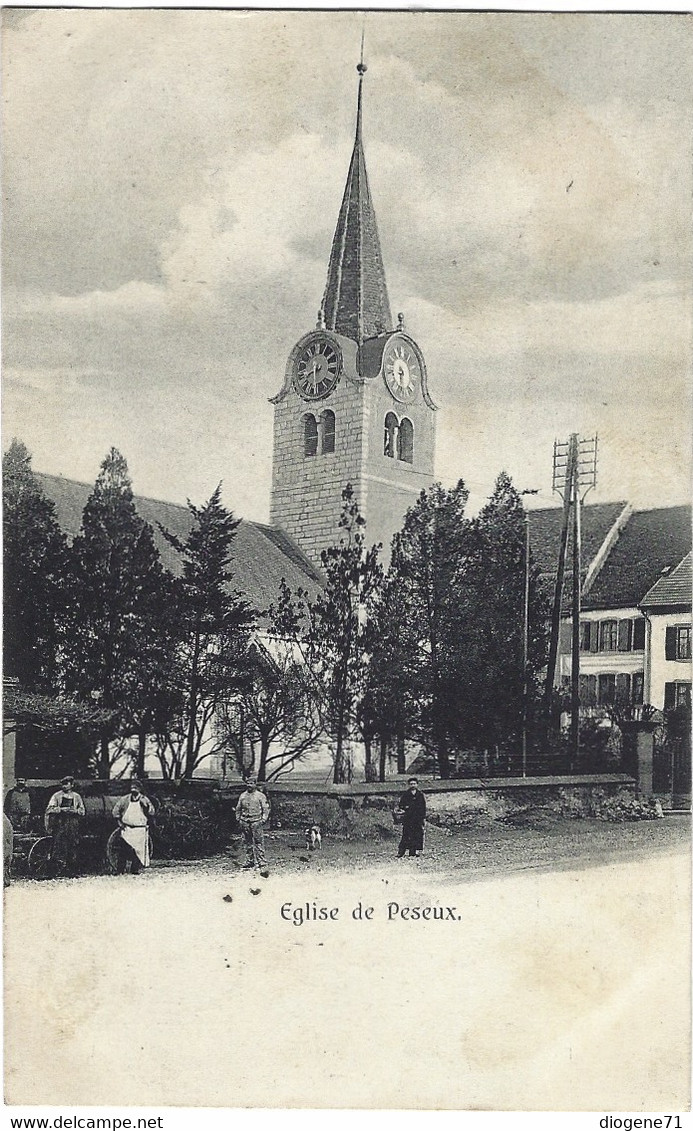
[396,777,427,858]
[44,775,85,876]
[235,776,270,877]
[112,780,155,874]
[5,778,32,832]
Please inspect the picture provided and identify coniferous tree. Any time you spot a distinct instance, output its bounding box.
[457,472,549,763]
[159,485,255,778]
[387,480,471,778]
[3,439,70,692]
[64,448,175,777]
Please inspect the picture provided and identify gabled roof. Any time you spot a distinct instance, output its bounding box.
[583,505,691,611]
[321,66,392,344]
[527,501,628,580]
[641,551,692,611]
[36,473,322,614]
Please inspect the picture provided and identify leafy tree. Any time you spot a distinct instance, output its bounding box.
[270,487,383,784]
[388,480,471,778]
[2,439,70,692]
[158,485,255,779]
[63,448,176,777]
[217,637,323,782]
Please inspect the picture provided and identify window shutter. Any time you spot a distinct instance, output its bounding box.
[598,673,615,705]
[588,675,597,706]
[632,617,646,651]
[559,621,572,651]
[664,681,676,710]
[616,673,631,705]
[580,622,591,652]
[632,672,644,705]
[665,626,677,661]
[590,622,599,652]
[617,620,632,652]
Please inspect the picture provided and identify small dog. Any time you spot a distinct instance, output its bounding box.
[305,824,322,851]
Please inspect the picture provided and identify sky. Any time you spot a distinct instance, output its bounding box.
[2,9,692,519]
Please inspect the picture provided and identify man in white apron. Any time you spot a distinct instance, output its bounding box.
[112,781,154,874]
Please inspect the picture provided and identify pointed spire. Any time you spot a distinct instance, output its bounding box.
[321,50,392,344]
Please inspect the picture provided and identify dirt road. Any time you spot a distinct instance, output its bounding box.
[5,816,690,1110]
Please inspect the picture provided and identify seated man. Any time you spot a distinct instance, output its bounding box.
[112,780,154,874]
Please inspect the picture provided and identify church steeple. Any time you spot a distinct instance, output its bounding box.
[321,53,392,345]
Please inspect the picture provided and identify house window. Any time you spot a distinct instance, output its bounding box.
[398,418,414,464]
[320,410,335,455]
[666,625,692,661]
[303,414,318,457]
[599,620,619,652]
[384,413,398,459]
[664,681,692,710]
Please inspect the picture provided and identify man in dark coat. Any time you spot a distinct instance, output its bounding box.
[396,778,426,858]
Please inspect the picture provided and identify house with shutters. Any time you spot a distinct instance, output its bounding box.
[544,504,691,716]
[641,552,692,713]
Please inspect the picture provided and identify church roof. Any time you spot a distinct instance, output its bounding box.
[36,472,323,615]
[321,65,392,344]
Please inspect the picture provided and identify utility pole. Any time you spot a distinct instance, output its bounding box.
[543,437,577,732]
[520,488,539,777]
[570,434,598,769]
[544,434,598,764]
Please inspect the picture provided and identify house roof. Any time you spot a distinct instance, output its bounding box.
[641,551,692,611]
[36,472,323,614]
[583,505,691,611]
[527,501,628,580]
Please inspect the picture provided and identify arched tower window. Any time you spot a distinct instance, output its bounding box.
[398,418,414,464]
[320,410,335,454]
[303,414,318,458]
[384,412,398,459]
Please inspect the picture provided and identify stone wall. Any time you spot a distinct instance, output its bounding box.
[265,774,637,836]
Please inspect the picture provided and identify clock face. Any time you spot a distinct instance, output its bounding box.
[384,340,421,403]
[293,336,341,400]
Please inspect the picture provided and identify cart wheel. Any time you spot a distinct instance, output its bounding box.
[105,829,152,874]
[105,829,121,874]
[27,837,54,880]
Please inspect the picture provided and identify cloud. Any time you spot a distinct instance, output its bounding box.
[2,10,691,518]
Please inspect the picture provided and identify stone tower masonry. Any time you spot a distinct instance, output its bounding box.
[269,59,437,568]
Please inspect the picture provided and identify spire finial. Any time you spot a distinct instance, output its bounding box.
[355,24,367,141]
[357,24,366,76]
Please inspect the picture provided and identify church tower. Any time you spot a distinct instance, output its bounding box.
[270,56,437,567]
